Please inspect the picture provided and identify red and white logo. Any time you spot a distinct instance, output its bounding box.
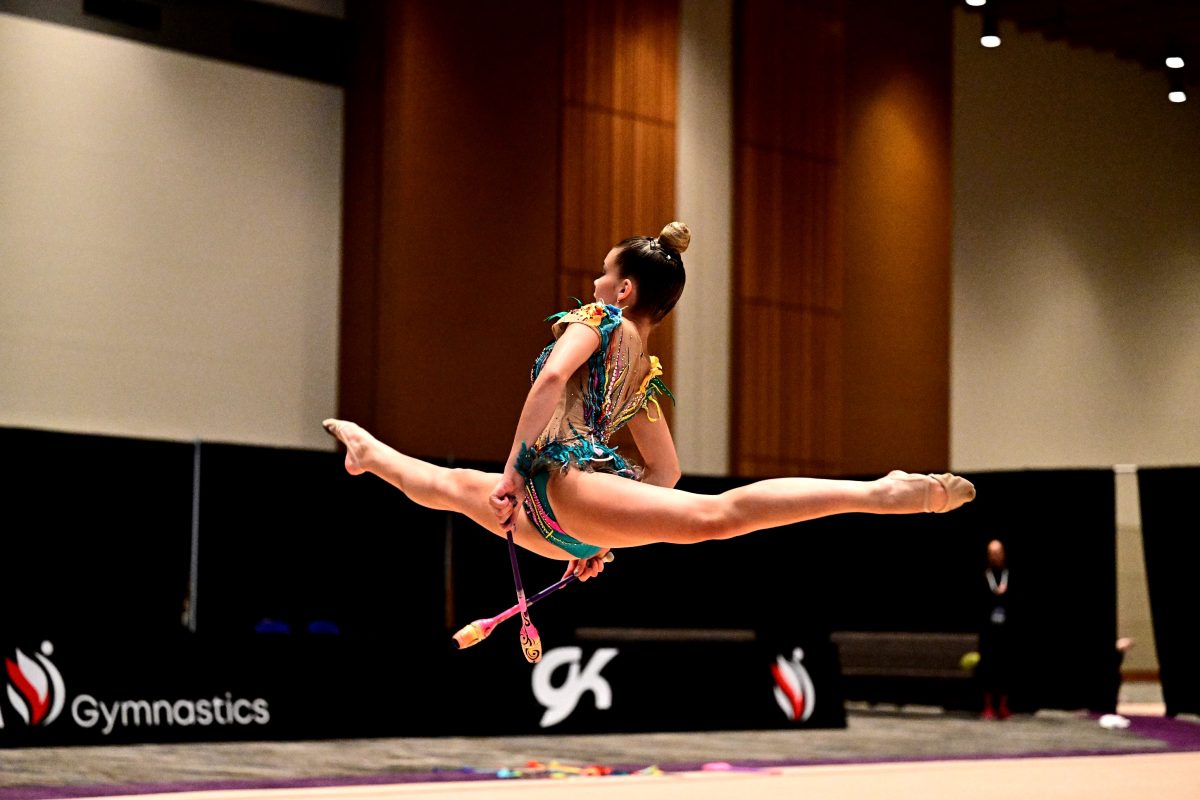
[771,647,816,723]
[2,639,272,737]
[2,641,67,728]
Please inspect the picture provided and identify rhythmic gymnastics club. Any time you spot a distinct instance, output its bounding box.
[452,551,615,651]
[501,494,542,663]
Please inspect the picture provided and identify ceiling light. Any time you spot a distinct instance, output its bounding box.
[966,0,986,7]
[981,14,1000,48]
[1169,89,1187,102]
[1165,56,1185,69]
[1169,73,1187,103]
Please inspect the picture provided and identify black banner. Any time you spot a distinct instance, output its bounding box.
[0,629,843,746]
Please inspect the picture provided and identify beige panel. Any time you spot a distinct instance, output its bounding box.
[674,0,734,476]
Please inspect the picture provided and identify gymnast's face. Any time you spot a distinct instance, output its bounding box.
[593,247,632,307]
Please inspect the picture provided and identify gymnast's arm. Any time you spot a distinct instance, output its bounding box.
[488,323,599,523]
[626,408,682,488]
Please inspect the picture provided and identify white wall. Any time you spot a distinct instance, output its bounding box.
[0,13,343,449]
[951,10,1200,472]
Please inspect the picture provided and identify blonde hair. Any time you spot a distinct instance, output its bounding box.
[657,221,691,254]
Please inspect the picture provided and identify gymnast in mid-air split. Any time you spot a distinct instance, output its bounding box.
[323,221,975,648]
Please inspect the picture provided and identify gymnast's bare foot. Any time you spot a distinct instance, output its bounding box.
[883,470,976,513]
[322,418,374,476]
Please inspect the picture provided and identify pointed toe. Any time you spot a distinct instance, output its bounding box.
[930,473,975,513]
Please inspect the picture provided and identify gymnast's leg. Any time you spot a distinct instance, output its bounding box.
[321,419,568,560]
[546,467,974,549]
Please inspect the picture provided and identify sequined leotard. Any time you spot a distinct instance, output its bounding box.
[514,302,673,557]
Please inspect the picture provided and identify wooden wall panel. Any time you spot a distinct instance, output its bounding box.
[339,1,562,461]
[560,0,679,459]
[733,0,846,477]
[841,0,952,475]
[732,0,951,478]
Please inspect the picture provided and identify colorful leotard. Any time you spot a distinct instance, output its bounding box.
[515,302,673,557]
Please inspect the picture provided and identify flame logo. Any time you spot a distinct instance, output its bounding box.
[3,641,66,727]
[771,647,816,723]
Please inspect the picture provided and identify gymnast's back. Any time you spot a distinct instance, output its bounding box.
[519,302,668,478]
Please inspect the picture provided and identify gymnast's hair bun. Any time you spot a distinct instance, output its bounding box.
[658,221,690,255]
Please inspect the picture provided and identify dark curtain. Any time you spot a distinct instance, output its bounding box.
[0,427,193,642]
[1138,466,1200,717]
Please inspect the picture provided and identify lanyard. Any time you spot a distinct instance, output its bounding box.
[987,568,1008,594]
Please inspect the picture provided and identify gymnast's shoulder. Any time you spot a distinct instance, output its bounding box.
[547,302,623,339]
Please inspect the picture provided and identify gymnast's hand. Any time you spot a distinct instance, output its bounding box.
[563,549,611,583]
[489,471,521,532]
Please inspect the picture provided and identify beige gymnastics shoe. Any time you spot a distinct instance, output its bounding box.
[887,470,976,513]
[322,418,367,476]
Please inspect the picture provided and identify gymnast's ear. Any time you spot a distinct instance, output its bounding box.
[617,277,634,304]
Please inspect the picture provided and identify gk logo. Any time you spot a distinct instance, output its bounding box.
[531,646,618,728]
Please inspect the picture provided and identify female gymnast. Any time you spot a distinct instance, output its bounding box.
[323,221,975,585]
